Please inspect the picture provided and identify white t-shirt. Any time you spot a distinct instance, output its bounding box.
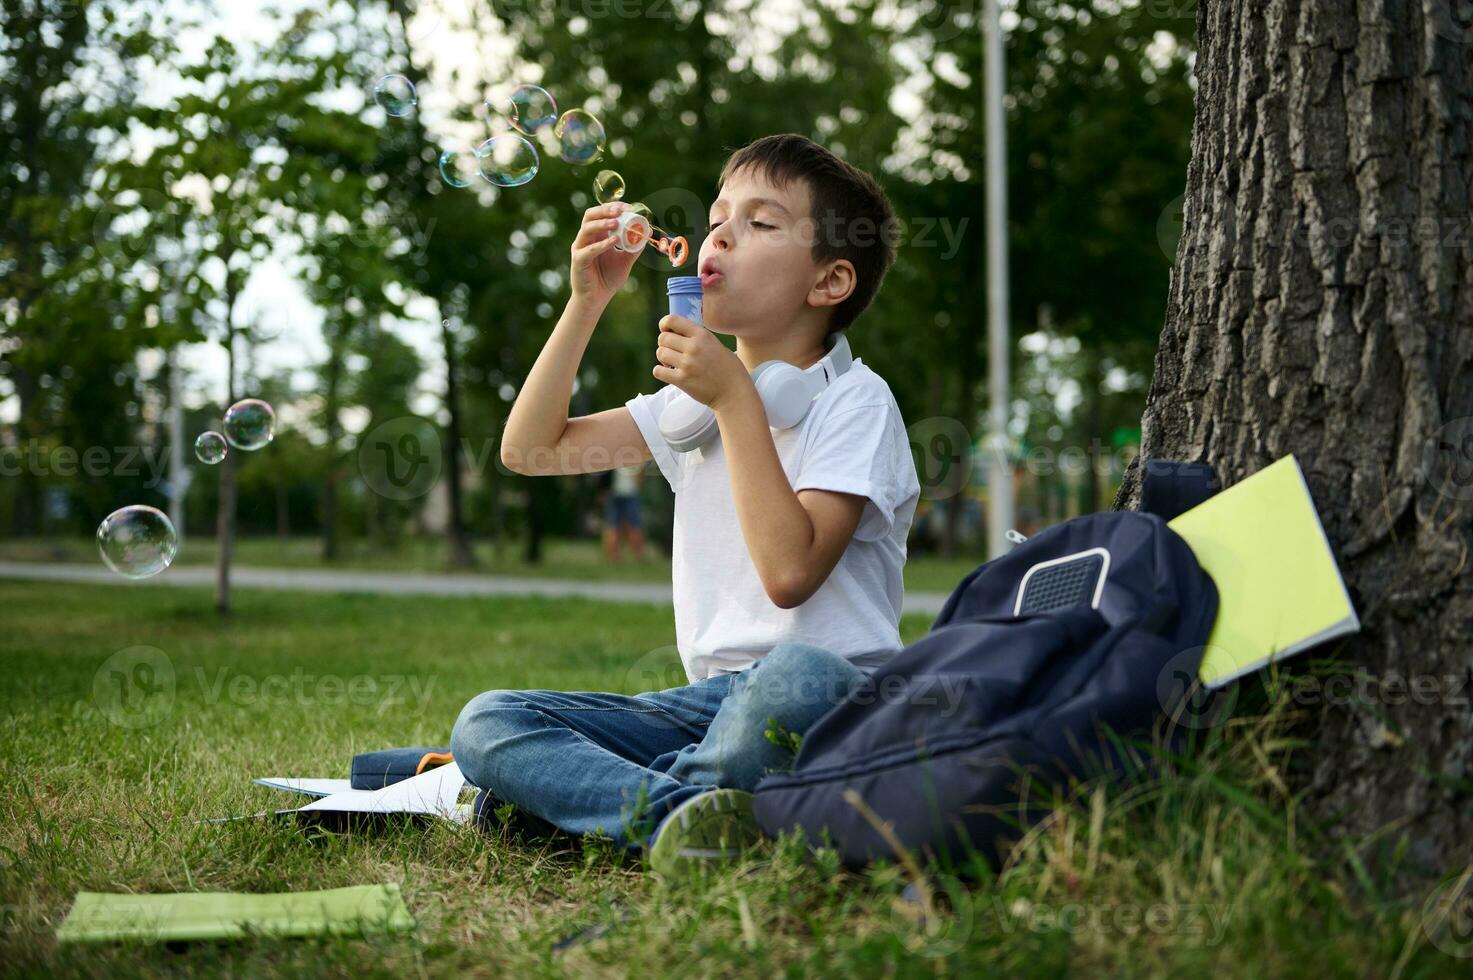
[611,463,642,496]
[625,356,921,682]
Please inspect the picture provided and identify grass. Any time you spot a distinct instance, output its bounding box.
[0,579,1467,977]
[0,534,985,595]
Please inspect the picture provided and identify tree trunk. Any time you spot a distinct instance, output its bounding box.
[524,473,544,565]
[441,316,475,568]
[1113,1,1473,876]
[276,479,289,540]
[10,364,41,537]
[1084,348,1104,514]
[943,339,978,558]
[490,473,504,562]
[214,276,240,616]
[321,324,344,562]
[215,445,236,614]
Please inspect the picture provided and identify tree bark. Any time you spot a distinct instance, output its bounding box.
[321,322,345,562]
[944,323,979,558]
[215,444,236,614]
[441,316,475,568]
[1114,1,1473,876]
[1084,348,1105,514]
[276,479,289,540]
[10,364,41,537]
[214,273,240,616]
[524,473,545,565]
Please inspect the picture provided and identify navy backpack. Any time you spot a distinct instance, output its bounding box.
[751,465,1221,872]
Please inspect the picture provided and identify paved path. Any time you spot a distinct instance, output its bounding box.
[0,561,951,617]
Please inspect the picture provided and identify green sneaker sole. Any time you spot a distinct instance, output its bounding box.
[649,789,763,878]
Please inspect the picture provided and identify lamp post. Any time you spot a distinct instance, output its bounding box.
[984,0,1013,558]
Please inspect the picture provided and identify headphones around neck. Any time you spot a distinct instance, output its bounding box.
[657,332,855,453]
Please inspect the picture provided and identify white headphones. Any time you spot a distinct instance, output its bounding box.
[658,332,855,453]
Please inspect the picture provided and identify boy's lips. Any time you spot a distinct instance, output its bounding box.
[699,259,723,288]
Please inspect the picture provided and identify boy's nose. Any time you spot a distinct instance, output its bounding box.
[707,222,734,251]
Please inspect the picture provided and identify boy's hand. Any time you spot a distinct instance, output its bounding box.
[570,202,642,308]
[654,314,752,411]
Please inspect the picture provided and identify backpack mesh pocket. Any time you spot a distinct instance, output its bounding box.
[1015,549,1108,615]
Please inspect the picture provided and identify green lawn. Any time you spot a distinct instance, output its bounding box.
[0,580,1461,976]
[0,534,985,594]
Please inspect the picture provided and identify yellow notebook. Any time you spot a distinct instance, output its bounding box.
[1167,454,1360,689]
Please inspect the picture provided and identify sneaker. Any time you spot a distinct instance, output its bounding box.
[647,788,764,878]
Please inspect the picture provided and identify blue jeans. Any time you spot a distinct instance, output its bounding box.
[450,641,867,847]
[605,492,642,528]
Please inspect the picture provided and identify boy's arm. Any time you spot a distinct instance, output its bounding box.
[501,203,650,477]
[714,383,867,609]
[500,298,651,475]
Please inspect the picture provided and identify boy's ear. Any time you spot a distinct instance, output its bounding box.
[808,258,856,309]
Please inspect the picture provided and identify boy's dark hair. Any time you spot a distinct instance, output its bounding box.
[718,133,898,335]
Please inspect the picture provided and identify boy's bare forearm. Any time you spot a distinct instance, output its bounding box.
[500,297,605,464]
[714,384,816,606]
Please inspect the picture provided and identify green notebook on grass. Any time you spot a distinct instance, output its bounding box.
[56,882,415,944]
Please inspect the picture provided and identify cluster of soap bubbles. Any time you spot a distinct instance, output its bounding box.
[192,397,276,465]
[373,75,607,189]
[371,74,689,267]
[97,398,277,580]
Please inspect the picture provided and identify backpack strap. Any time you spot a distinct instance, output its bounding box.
[1140,459,1220,521]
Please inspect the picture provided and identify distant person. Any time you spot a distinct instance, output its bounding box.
[602,462,647,563]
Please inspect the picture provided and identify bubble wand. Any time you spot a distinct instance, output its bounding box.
[608,210,689,267]
[593,171,689,267]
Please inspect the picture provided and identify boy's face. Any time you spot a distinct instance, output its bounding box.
[697,166,827,339]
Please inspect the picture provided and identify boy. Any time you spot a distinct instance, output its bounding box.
[451,134,921,875]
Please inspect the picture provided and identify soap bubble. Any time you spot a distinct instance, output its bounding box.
[374,73,417,117]
[97,505,178,580]
[223,398,275,450]
[506,84,557,135]
[555,108,606,165]
[438,146,478,188]
[626,201,653,221]
[476,134,539,188]
[194,431,228,465]
[594,170,626,203]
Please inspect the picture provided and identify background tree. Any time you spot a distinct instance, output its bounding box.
[99,8,389,606]
[1005,0,1195,512]
[345,322,425,544]
[1,0,172,535]
[908,0,1196,548]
